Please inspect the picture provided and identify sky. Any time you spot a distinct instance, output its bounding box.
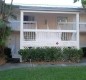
[5,0,82,7]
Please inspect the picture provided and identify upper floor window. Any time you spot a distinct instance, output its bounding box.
[57,17,68,22]
[24,15,35,21]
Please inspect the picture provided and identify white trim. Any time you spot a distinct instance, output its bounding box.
[23,41,77,47]
[22,10,79,14]
[23,41,76,42]
[76,13,79,49]
[58,22,76,24]
[23,29,77,32]
[23,21,37,23]
[20,11,24,49]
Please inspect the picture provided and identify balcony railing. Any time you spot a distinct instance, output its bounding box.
[23,21,37,29]
[23,30,76,42]
[9,21,86,32]
[23,30,77,47]
[9,21,20,31]
[58,22,76,30]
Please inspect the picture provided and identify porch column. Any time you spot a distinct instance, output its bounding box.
[20,11,24,49]
[20,11,24,62]
[76,13,79,49]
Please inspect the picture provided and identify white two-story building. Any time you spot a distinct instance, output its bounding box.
[7,5,86,60]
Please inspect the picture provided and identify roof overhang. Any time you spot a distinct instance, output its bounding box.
[19,6,86,13]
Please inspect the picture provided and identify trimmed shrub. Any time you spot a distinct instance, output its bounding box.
[53,47,63,61]
[18,47,83,63]
[63,47,70,61]
[44,47,54,61]
[63,47,83,62]
[18,49,29,62]
[30,48,45,61]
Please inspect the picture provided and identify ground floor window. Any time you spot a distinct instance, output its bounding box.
[24,32,36,41]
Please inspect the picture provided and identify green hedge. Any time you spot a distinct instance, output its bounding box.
[63,48,83,62]
[18,47,83,63]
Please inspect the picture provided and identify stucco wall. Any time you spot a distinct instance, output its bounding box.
[80,32,86,47]
[80,14,86,22]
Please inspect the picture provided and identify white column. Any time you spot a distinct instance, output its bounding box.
[76,13,79,49]
[20,11,24,49]
[20,11,24,62]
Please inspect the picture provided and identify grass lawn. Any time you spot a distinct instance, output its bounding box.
[0,66,86,80]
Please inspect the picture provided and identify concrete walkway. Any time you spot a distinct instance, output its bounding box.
[0,61,86,71]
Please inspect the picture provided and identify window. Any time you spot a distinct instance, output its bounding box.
[57,17,68,22]
[24,15,35,21]
[24,32,36,41]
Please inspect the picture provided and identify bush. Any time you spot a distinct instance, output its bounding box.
[63,47,83,62]
[82,47,86,57]
[18,49,29,62]
[63,48,70,61]
[4,47,12,58]
[30,48,45,61]
[44,47,55,61]
[18,47,83,63]
[53,47,63,61]
[0,47,11,64]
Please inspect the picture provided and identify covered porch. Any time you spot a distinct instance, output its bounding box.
[20,10,79,49]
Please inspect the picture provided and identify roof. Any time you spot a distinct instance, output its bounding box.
[19,6,86,13]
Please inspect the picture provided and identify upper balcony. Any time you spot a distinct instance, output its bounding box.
[9,21,86,32]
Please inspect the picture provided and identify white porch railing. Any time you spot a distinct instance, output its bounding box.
[58,22,76,30]
[18,21,79,48]
[23,21,76,30]
[22,30,77,47]
[9,21,86,32]
[23,21,37,29]
[23,30,76,41]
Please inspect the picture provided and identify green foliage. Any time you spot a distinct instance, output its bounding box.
[74,0,86,8]
[44,47,54,61]
[63,48,83,62]
[0,20,11,46]
[19,47,83,63]
[0,0,14,61]
[81,0,86,7]
[63,48,70,61]
[53,47,63,61]
[18,49,29,62]
[82,0,86,4]
[74,0,79,3]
